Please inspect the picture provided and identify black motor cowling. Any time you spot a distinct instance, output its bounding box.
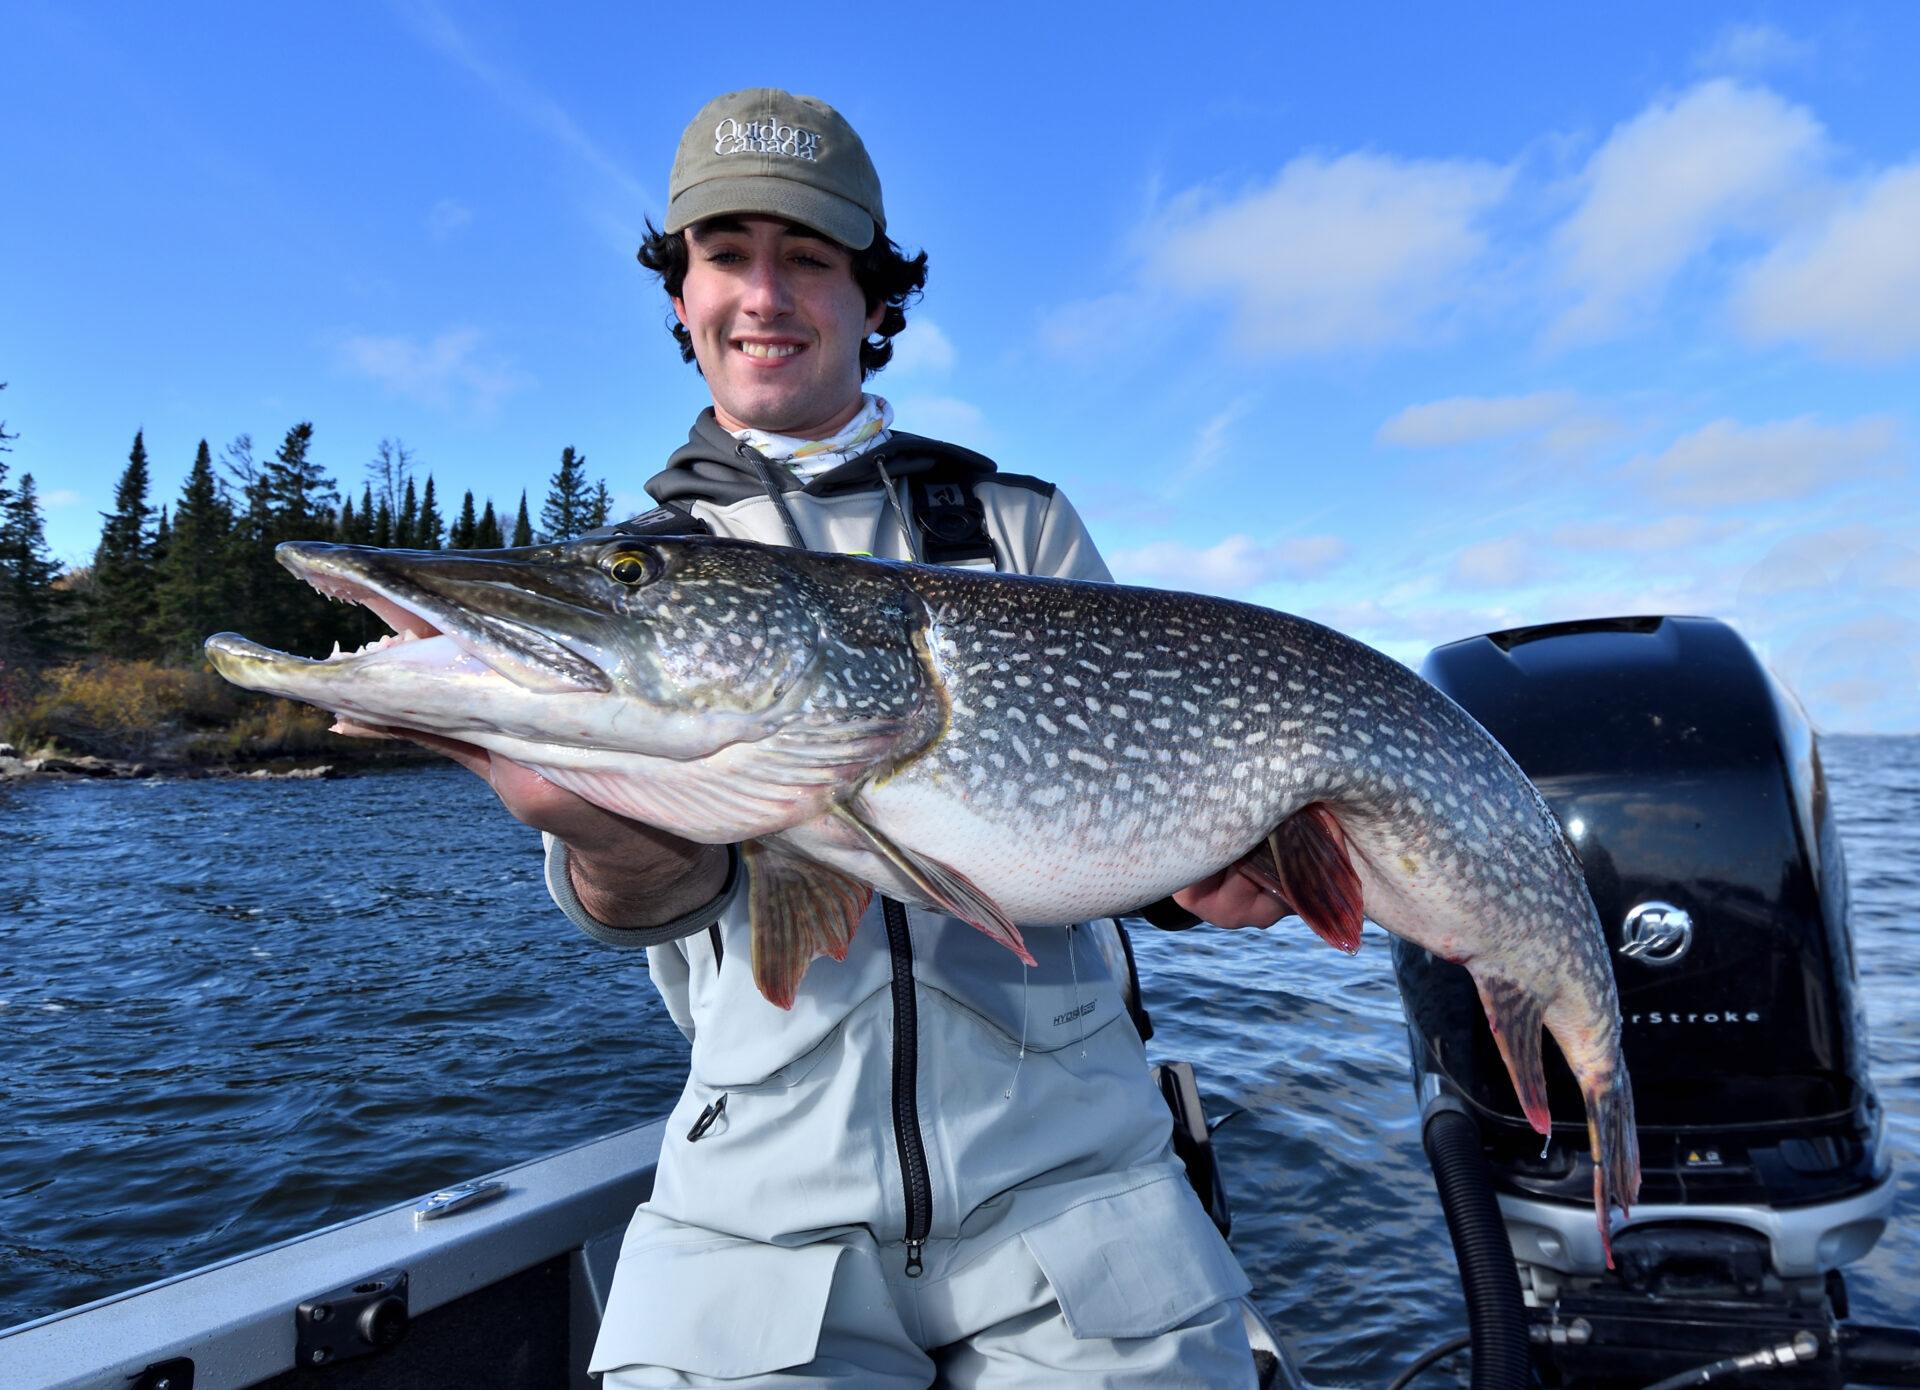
[1393,615,1898,1387]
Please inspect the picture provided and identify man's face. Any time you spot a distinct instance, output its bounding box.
[672,215,884,438]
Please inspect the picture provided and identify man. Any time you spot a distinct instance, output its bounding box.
[430,89,1279,1387]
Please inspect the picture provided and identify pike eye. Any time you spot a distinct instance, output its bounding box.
[602,548,660,587]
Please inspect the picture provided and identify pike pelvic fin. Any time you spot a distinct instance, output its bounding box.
[1266,802,1365,954]
[1474,974,1553,1136]
[743,838,872,1010]
[833,802,1035,967]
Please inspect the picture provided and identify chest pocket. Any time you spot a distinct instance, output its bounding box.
[910,475,1000,568]
[911,909,1124,1053]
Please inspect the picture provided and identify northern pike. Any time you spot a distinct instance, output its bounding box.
[206,536,1639,1241]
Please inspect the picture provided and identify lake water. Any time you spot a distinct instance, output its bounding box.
[2,736,1916,1382]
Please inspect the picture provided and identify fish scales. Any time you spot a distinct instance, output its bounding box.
[204,535,1640,1253]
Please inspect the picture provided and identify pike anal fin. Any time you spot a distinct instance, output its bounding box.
[833,802,1034,966]
[1266,802,1365,953]
[743,838,872,1010]
[1474,975,1552,1135]
[1582,1071,1641,1270]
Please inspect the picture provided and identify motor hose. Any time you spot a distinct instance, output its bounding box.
[1423,1107,1531,1390]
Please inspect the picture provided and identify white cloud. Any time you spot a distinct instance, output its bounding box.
[1626,415,1903,508]
[1734,162,1920,362]
[1143,151,1512,354]
[1377,391,1582,449]
[1110,533,1351,593]
[428,198,473,242]
[1695,22,1814,74]
[334,327,532,414]
[1451,537,1541,588]
[887,318,956,377]
[1734,529,1920,732]
[1548,80,1826,345]
[1552,516,1745,551]
[41,489,83,507]
[891,394,985,443]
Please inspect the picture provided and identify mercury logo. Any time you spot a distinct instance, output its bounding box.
[714,117,820,162]
[1619,901,1692,965]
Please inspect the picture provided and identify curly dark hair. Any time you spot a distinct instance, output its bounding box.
[636,218,928,379]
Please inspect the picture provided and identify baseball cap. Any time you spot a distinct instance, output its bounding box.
[664,88,885,250]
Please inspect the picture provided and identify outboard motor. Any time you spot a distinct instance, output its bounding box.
[1394,615,1919,1389]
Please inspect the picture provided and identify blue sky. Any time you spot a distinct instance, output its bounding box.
[5,3,1918,730]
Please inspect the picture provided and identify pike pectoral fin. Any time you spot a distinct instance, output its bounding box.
[1474,975,1552,1135]
[743,838,873,1010]
[1266,802,1365,953]
[832,802,1035,966]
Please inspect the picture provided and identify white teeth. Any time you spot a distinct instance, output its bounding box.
[737,342,800,359]
[329,641,343,660]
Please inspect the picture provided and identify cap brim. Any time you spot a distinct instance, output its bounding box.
[664,175,876,250]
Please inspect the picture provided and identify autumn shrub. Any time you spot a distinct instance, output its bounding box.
[2,660,219,756]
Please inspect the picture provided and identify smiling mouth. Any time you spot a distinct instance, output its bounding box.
[735,341,804,360]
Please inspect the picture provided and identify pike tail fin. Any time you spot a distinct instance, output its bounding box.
[743,838,872,1010]
[1265,802,1365,953]
[1582,1070,1641,1269]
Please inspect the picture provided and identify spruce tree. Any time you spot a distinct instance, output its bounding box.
[476,498,504,548]
[155,439,238,660]
[511,491,532,547]
[0,472,66,663]
[91,429,161,658]
[585,479,612,530]
[451,490,478,548]
[337,494,359,543]
[541,447,595,541]
[418,475,444,549]
[373,496,393,547]
[396,478,418,549]
[357,485,376,542]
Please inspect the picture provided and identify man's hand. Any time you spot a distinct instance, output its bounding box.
[401,729,731,929]
[1171,863,1289,930]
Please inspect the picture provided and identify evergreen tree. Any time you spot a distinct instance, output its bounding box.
[541,447,595,541]
[450,490,478,549]
[264,422,336,538]
[476,498,504,548]
[511,491,532,547]
[585,479,612,530]
[155,439,238,660]
[373,495,393,547]
[337,493,360,544]
[418,475,444,549]
[261,423,352,658]
[357,484,376,542]
[91,429,161,658]
[396,478,418,549]
[221,433,276,650]
[0,473,65,663]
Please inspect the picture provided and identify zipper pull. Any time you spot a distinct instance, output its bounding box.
[904,1239,924,1278]
[687,1093,728,1142]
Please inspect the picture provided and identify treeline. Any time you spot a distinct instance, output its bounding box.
[0,402,616,672]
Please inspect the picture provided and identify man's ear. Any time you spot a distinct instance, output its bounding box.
[865,301,885,336]
[672,297,689,327]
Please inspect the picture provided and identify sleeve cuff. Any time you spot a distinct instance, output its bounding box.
[543,834,741,948]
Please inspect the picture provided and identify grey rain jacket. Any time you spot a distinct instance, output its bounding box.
[553,413,1249,1378]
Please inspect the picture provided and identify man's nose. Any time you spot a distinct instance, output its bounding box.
[739,258,794,319]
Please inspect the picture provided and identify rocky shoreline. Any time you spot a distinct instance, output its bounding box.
[0,748,339,782]
[0,742,436,784]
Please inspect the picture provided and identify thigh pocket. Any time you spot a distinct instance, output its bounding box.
[589,1210,846,1379]
[1019,1173,1252,1341]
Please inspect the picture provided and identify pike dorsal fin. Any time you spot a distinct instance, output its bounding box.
[743,838,871,1009]
[832,802,1035,966]
[1266,802,1365,954]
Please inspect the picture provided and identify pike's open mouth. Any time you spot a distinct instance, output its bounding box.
[204,544,613,699]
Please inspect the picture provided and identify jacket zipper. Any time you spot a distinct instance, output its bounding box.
[882,897,931,1276]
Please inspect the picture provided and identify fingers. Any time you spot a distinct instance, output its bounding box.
[1171,864,1289,930]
